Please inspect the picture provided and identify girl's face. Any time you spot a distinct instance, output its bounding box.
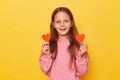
[53,11,71,38]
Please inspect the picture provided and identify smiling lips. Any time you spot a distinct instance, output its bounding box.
[59,28,66,31]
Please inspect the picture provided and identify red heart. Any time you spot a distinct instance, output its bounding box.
[75,34,85,42]
[42,33,51,42]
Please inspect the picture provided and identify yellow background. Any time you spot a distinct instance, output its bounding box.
[0,0,120,80]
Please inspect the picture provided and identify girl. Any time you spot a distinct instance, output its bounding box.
[39,7,88,80]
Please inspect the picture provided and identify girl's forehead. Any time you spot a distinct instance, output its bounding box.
[55,11,68,16]
[54,11,70,20]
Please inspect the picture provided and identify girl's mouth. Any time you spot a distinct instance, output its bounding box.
[59,28,66,31]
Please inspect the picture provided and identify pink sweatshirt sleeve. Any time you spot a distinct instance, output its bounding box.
[39,53,53,75]
[75,53,89,76]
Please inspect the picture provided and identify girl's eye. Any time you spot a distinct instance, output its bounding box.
[56,21,60,23]
[55,20,70,23]
[64,20,69,22]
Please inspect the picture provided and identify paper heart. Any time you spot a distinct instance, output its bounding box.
[42,33,51,42]
[75,34,85,42]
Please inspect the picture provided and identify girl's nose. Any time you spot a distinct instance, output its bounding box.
[60,22,65,27]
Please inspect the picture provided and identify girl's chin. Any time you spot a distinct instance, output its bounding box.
[58,32,68,37]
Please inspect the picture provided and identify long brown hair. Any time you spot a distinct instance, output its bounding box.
[49,7,80,62]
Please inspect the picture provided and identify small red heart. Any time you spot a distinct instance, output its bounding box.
[75,34,85,42]
[42,33,51,42]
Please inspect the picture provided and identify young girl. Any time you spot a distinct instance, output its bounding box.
[39,7,88,80]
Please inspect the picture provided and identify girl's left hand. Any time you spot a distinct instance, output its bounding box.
[78,42,88,57]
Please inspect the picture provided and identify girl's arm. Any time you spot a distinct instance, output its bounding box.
[39,53,53,75]
[75,53,89,77]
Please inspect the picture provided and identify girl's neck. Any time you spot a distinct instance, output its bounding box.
[58,35,68,40]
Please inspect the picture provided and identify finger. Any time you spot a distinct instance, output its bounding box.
[42,44,49,51]
[80,42,86,45]
[42,42,46,47]
[80,46,87,53]
[43,47,50,54]
[81,43,87,50]
[46,42,49,44]
[43,45,49,50]
[80,46,84,52]
[44,48,50,54]
[41,42,50,54]
[44,42,49,46]
[43,43,49,48]
[84,44,88,51]
[43,42,49,46]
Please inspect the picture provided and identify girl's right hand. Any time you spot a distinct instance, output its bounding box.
[41,42,50,55]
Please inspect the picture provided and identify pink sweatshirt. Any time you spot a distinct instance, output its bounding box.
[39,38,88,80]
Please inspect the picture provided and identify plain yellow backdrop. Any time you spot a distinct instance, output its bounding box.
[0,0,120,80]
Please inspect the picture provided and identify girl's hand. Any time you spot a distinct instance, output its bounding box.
[78,42,88,57]
[41,42,50,55]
